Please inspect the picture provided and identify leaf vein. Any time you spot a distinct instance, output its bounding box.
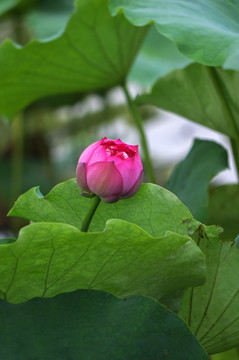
[42,242,56,297]
[87,247,121,289]
[44,236,96,293]
[199,284,239,344]
[65,32,113,77]
[194,242,223,337]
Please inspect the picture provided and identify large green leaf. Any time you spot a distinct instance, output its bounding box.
[109,0,239,69]
[128,25,191,87]
[7,182,209,307]
[10,180,204,237]
[179,234,239,354]
[0,289,208,360]
[207,184,239,241]
[167,139,228,222]
[138,63,239,139]
[0,0,147,118]
[182,184,239,354]
[0,220,205,304]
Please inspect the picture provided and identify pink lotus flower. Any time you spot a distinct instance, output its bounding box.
[76,137,143,203]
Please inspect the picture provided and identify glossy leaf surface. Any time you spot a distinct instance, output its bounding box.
[10,181,203,236]
[0,289,208,360]
[0,0,147,118]
[128,25,191,87]
[138,64,239,139]
[167,139,228,222]
[0,220,205,304]
[179,235,239,354]
[110,0,239,69]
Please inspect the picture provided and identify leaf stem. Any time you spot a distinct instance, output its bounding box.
[207,66,239,181]
[11,113,24,203]
[81,196,101,232]
[122,84,157,183]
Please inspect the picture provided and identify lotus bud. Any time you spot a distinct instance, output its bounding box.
[76,137,143,203]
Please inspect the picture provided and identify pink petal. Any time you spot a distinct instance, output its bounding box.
[134,148,142,164]
[87,144,107,165]
[113,138,125,146]
[87,161,123,197]
[114,140,138,155]
[117,157,143,194]
[108,155,124,166]
[78,139,103,165]
[76,162,90,192]
[127,144,138,153]
[121,170,143,199]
